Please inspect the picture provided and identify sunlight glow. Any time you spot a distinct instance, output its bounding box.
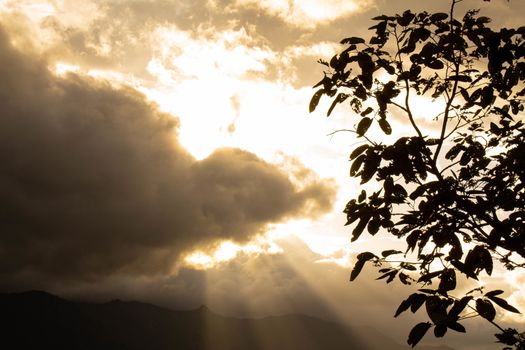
[87,69,143,90]
[54,62,80,76]
[214,241,241,262]
[272,237,382,350]
[184,238,283,270]
[144,25,279,159]
[150,26,273,80]
[502,269,525,323]
[231,0,373,28]
[2,1,56,20]
[185,251,215,269]
[315,250,352,268]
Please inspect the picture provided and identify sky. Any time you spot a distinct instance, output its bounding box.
[0,0,524,349]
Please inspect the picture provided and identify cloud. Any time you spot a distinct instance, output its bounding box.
[0,25,335,285]
[142,25,349,160]
[230,0,374,29]
[227,95,240,133]
[0,0,369,83]
[30,236,410,329]
[149,25,274,81]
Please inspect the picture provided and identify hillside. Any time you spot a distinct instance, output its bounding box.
[0,291,456,350]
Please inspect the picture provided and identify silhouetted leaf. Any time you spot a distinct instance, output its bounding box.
[350,261,366,282]
[459,149,471,166]
[357,117,372,137]
[395,293,427,317]
[445,144,464,160]
[481,248,493,275]
[378,118,392,134]
[350,145,369,160]
[449,296,473,318]
[399,273,411,285]
[382,249,402,258]
[418,270,443,283]
[351,215,371,242]
[350,154,366,177]
[360,107,374,117]
[309,89,324,112]
[360,153,381,184]
[450,259,478,280]
[367,218,381,235]
[424,60,443,70]
[448,75,472,82]
[341,37,366,45]
[438,269,456,292]
[495,328,519,350]
[327,93,349,116]
[313,75,328,89]
[395,296,412,317]
[485,290,504,298]
[476,298,496,321]
[372,15,390,21]
[354,86,368,100]
[407,322,431,347]
[430,13,448,21]
[481,87,495,107]
[487,296,521,314]
[377,270,397,283]
[413,27,431,42]
[402,264,417,271]
[350,252,376,281]
[448,234,463,261]
[460,87,470,101]
[398,10,415,26]
[477,16,491,24]
[410,184,428,200]
[410,294,427,313]
[425,296,449,325]
[495,329,520,346]
[406,230,421,253]
[418,289,438,295]
[329,55,339,69]
[358,189,367,202]
[447,322,466,333]
[393,184,407,198]
[434,324,447,338]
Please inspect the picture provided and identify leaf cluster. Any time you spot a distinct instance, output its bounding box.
[311,1,525,348]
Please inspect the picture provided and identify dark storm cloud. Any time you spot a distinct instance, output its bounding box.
[0,26,335,284]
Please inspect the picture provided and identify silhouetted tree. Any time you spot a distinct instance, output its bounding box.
[310,0,524,348]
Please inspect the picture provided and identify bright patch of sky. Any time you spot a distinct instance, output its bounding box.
[231,0,373,28]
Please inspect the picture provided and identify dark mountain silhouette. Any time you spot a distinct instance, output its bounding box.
[0,290,456,350]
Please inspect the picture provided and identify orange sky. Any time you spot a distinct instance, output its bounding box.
[0,1,523,349]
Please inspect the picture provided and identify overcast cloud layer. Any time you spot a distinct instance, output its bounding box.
[0,26,335,285]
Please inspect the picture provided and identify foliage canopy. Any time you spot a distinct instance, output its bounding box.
[310,0,524,348]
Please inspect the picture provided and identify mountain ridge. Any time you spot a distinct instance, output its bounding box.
[0,290,456,350]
